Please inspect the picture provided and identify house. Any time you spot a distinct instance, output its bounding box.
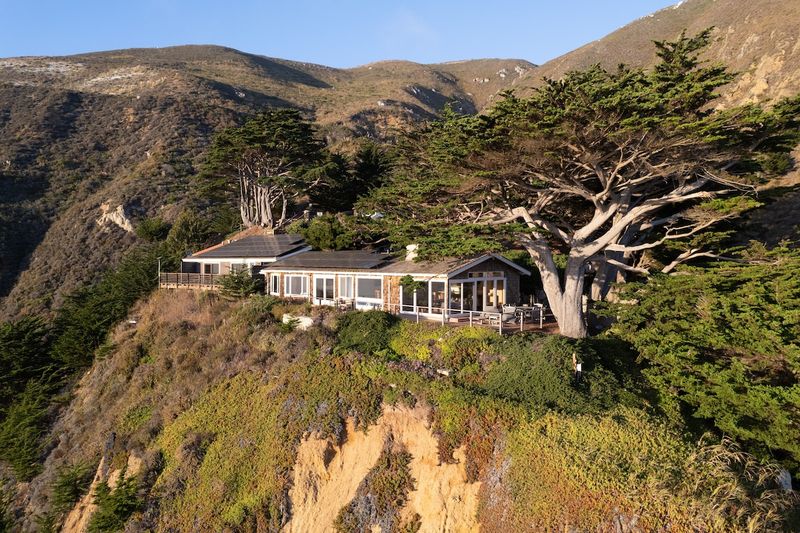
[260,248,531,321]
[159,228,310,290]
[181,229,310,275]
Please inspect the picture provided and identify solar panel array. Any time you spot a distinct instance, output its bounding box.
[194,234,305,258]
[266,250,392,270]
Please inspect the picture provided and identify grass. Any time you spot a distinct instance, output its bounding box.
[14,290,796,532]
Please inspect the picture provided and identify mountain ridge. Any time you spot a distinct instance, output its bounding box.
[2,0,800,320]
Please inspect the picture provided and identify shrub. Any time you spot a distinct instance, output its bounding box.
[119,405,152,435]
[0,380,51,480]
[611,249,800,470]
[233,295,280,327]
[0,315,52,409]
[388,322,497,365]
[336,311,398,355]
[499,409,796,532]
[482,335,621,414]
[219,269,262,299]
[51,462,94,515]
[135,217,171,242]
[87,476,142,533]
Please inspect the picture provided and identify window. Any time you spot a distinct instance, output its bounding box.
[315,277,334,300]
[270,274,280,295]
[449,283,462,312]
[401,284,415,312]
[356,278,382,300]
[285,275,308,296]
[339,276,354,299]
[430,281,445,314]
[203,263,219,274]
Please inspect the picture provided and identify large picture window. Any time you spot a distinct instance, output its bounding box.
[357,278,382,299]
[315,277,334,300]
[285,275,308,296]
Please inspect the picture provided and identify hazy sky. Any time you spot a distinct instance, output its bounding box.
[0,1,678,67]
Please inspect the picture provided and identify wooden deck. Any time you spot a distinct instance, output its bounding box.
[159,272,222,290]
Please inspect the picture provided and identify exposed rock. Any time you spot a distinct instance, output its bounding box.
[95,203,135,233]
[284,404,480,533]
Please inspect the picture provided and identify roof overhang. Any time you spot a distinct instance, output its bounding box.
[447,253,531,278]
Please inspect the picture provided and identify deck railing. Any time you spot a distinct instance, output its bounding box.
[382,303,545,333]
[159,272,222,290]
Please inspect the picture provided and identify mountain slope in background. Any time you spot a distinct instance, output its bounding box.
[0,48,533,319]
[2,0,800,320]
[514,0,800,106]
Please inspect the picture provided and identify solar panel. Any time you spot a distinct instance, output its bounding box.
[193,234,305,259]
[266,251,392,270]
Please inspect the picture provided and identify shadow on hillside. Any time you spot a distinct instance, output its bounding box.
[740,185,800,246]
[241,53,332,89]
[0,173,51,301]
[404,85,477,115]
[204,79,303,110]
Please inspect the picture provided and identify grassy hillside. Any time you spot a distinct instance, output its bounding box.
[2,290,794,531]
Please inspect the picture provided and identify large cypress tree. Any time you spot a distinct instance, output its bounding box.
[362,30,800,338]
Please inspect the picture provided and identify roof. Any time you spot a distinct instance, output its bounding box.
[262,251,531,277]
[262,250,394,270]
[188,233,306,259]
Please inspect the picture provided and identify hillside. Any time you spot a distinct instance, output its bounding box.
[0,47,533,319]
[3,0,800,322]
[515,0,800,106]
[5,291,794,531]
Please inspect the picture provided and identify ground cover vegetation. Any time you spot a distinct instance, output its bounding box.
[6,290,795,531]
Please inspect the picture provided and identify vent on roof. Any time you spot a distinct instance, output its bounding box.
[405,244,418,262]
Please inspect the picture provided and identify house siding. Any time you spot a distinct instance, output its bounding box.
[450,258,523,305]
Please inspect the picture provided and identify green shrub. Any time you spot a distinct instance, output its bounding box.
[611,249,800,470]
[233,295,280,327]
[87,476,142,533]
[0,316,52,409]
[135,217,171,242]
[51,462,94,515]
[482,335,621,414]
[501,408,796,532]
[219,269,262,299]
[119,405,152,435]
[0,380,51,480]
[336,311,399,355]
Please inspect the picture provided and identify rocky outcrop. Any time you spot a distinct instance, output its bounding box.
[285,404,480,533]
[95,203,135,233]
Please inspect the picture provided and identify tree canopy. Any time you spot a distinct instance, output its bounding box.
[360,30,800,337]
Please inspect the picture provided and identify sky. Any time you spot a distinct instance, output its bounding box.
[0,1,678,67]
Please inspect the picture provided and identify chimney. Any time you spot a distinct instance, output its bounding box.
[405,244,418,262]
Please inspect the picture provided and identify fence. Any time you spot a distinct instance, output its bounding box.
[159,272,222,290]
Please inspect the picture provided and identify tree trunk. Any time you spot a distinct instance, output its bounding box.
[524,242,589,338]
[553,258,588,338]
